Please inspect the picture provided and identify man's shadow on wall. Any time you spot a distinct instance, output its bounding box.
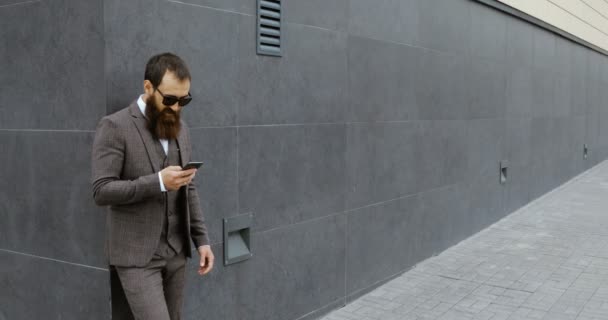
[110,266,134,320]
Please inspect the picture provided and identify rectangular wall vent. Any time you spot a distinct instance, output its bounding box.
[584,144,589,160]
[223,213,253,266]
[500,160,509,185]
[257,0,282,56]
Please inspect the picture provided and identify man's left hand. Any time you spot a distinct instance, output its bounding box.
[197,245,214,276]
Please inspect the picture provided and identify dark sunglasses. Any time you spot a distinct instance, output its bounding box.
[155,88,192,107]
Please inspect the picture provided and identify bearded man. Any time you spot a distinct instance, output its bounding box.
[91,52,214,320]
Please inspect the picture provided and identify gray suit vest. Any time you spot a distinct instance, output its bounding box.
[155,139,186,257]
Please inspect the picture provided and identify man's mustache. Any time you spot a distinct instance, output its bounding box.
[159,107,179,122]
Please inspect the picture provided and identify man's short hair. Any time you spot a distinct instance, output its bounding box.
[144,53,191,88]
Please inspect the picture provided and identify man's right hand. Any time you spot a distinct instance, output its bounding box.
[160,166,197,191]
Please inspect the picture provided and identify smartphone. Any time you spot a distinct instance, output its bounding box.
[183,161,203,170]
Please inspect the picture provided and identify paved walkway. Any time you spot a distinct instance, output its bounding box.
[322,161,608,320]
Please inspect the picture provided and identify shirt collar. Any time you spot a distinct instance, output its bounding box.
[137,95,146,117]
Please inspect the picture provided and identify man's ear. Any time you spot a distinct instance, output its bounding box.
[143,80,154,95]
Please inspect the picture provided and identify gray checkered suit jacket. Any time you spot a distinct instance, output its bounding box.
[91,101,210,267]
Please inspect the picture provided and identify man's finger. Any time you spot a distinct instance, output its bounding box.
[197,254,212,273]
[200,264,212,275]
[181,169,196,176]
[198,265,210,275]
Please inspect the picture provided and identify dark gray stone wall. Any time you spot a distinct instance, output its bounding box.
[0,0,110,319]
[2,0,608,319]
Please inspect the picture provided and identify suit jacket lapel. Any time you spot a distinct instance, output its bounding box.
[175,127,190,199]
[129,102,161,173]
[176,124,188,168]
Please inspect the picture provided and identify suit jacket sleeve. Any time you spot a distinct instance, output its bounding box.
[91,117,160,206]
[188,181,210,247]
[183,126,210,248]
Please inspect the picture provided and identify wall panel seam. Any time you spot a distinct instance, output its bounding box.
[0,0,40,9]
[546,0,608,37]
[0,129,95,132]
[0,249,108,272]
[581,0,608,23]
[166,0,252,17]
[475,0,608,56]
[252,181,466,237]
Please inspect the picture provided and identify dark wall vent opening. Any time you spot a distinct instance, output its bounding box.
[257,0,282,57]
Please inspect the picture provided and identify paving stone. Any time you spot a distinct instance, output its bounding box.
[321,162,608,320]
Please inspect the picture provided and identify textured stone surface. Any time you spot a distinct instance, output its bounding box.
[322,161,608,320]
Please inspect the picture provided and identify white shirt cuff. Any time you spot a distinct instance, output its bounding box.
[158,172,167,192]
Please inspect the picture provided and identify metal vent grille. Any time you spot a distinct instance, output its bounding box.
[257,0,282,56]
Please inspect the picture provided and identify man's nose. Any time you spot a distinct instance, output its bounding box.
[170,104,180,112]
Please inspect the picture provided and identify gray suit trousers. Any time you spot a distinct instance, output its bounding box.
[115,250,187,320]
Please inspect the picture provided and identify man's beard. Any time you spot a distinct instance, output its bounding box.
[145,95,181,140]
